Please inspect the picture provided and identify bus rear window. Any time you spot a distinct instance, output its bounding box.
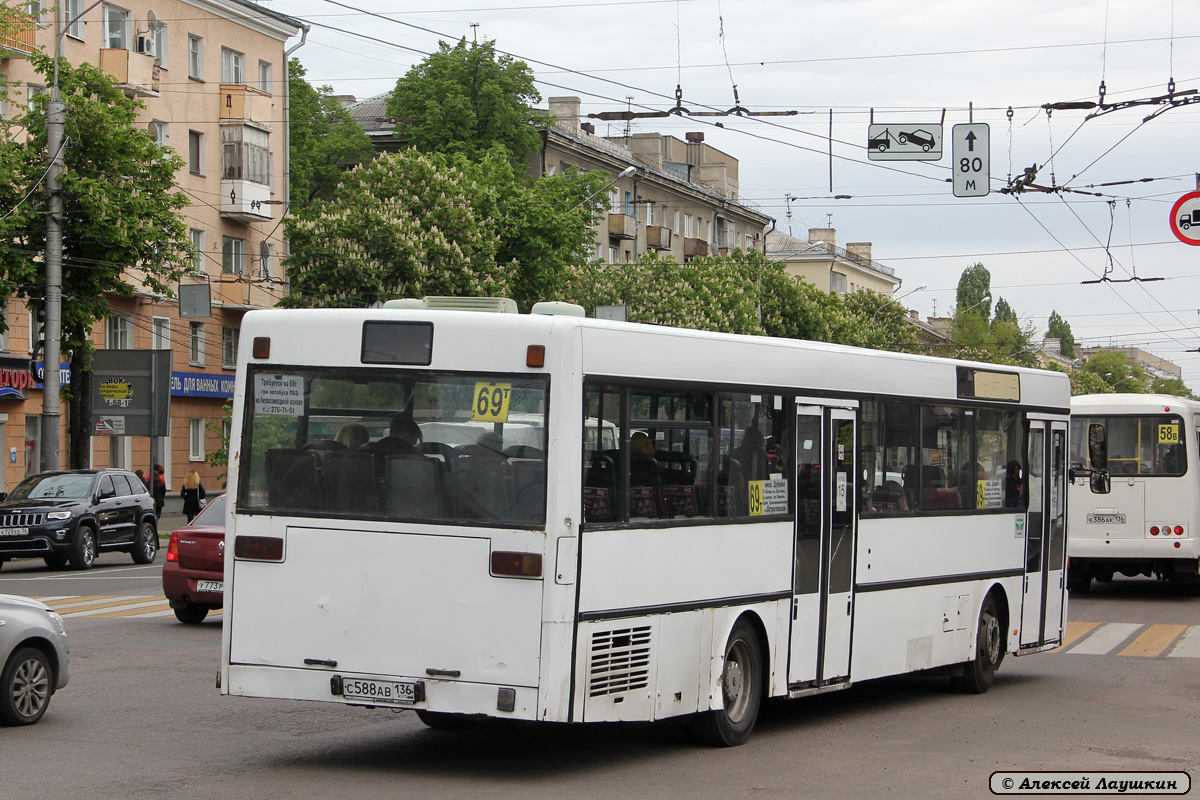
[361,321,433,365]
[239,367,548,527]
[1073,414,1185,476]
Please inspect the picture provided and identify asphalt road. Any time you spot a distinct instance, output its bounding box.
[0,574,1197,800]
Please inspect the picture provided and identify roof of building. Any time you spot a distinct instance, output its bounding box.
[766,230,897,279]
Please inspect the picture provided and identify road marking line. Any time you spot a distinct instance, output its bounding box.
[1067,622,1143,655]
[47,595,147,611]
[1167,626,1200,658]
[1053,620,1101,651]
[67,599,173,617]
[1118,624,1189,657]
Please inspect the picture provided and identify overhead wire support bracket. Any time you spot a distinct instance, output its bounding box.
[586,84,797,121]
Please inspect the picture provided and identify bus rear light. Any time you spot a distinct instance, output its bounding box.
[1174,526,1185,535]
[166,533,179,562]
[253,337,270,359]
[235,535,284,561]
[1150,526,1160,535]
[1175,542,1182,548]
[491,551,542,578]
[526,345,545,368]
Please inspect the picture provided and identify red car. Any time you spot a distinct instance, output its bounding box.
[162,494,225,624]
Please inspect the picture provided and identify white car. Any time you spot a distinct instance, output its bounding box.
[0,595,69,725]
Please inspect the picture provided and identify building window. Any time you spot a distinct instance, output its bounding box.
[259,241,273,279]
[220,125,272,186]
[28,304,41,354]
[830,272,848,294]
[189,322,204,366]
[187,34,203,80]
[222,326,239,368]
[105,315,132,349]
[29,0,47,24]
[148,120,168,146]
[222,236,245,274]
[153,17,167,67]
[0,303,7,352]
[65,0,85,39]
[152,317,170,350]
[189,418,204,461]
[102,4,129,49]
[189,228,205,273]
[188,130,204,175]
[258,60,272,93]
[220,47,244,84]
[26,84,44,102]
[673,210,681,236]
[684,214,694,238]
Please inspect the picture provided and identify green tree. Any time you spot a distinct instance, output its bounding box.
[1150,377,1195,398]
[993,297,1018,326]
[288,58,375,204]
[1080,350,1147,393]
[386,38,542,169]
[282,148,508,307]
[0,53,192,466]
[955,262,992,320]
[1047,310,1075,358]
[462,154,612,309]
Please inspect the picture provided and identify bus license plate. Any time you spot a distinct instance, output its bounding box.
[1088,513,1126,525]
[0,528,29,537]
[342,678,419,705]
[195,580,223,592]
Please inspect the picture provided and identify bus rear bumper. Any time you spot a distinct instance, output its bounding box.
[224,664,541,721]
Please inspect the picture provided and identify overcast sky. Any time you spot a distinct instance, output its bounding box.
[262,0,1200,389]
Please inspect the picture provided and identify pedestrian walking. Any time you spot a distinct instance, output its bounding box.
[180,470,206,523]
[152,464,167,519]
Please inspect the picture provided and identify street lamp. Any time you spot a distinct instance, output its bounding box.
[869,284,926,322]
[570,165,638,212]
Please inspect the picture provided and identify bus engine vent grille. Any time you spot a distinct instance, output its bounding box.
[588,626,652,697]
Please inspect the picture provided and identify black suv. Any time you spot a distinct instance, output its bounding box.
[0,470,158,571]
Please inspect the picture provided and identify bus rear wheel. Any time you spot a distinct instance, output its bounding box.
[958,594,1003,694]
[687,618,762,747]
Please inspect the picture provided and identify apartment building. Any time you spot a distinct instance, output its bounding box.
[765,228,901,297]
[540,97,772,263]
[0,0,302,492]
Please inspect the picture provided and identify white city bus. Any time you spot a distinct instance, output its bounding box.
[1068,393,1200,594]
[220,301,1071,745]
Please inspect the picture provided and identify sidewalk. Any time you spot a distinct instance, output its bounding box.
[155,494,192,538]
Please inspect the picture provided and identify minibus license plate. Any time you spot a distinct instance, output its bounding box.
[342,678,418,705]
[196,580,223,592]
[1087,513,1126,525]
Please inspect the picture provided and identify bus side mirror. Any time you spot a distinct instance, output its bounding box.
[1090,470,1111,495]
[1087,423,1107,470]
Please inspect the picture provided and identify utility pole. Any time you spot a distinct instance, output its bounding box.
[41,12,68,471]
[41,0,105,471]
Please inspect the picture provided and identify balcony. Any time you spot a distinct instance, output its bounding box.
[683,238,708,258]
[608,213,636,240]
[0,14,36,56]
[220,179,272,223]
[99,48,160,98]
[219,84,272,127]
[645,225,671,251]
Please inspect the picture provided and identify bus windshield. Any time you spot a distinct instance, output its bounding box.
[239,367,549,527]
[1070,413,1185,476]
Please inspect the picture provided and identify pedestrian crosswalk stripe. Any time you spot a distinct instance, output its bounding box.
[1064,621,1200,658]
[1065,622,1142,655]
[1119,624,1189,658]
[29,595,222,620]
[1055,620,1101,651]
[1167,625,1200,659]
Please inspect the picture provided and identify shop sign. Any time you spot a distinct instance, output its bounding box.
[170,371,235,399]
[0,356,35,399]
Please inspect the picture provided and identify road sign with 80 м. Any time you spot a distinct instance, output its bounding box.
[952,123,989,197]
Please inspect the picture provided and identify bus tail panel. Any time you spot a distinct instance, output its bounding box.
[227,526,544,709]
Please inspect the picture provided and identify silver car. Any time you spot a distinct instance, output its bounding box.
[0,594,69,725]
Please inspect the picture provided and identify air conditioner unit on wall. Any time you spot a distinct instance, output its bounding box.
[135,36,152,54]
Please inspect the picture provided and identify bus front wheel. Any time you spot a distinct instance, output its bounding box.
[958,594,1003,694]
[687,618,763,747]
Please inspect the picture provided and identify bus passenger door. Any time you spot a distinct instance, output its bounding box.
[1021,420,1067,647]
[789,405,857,688]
